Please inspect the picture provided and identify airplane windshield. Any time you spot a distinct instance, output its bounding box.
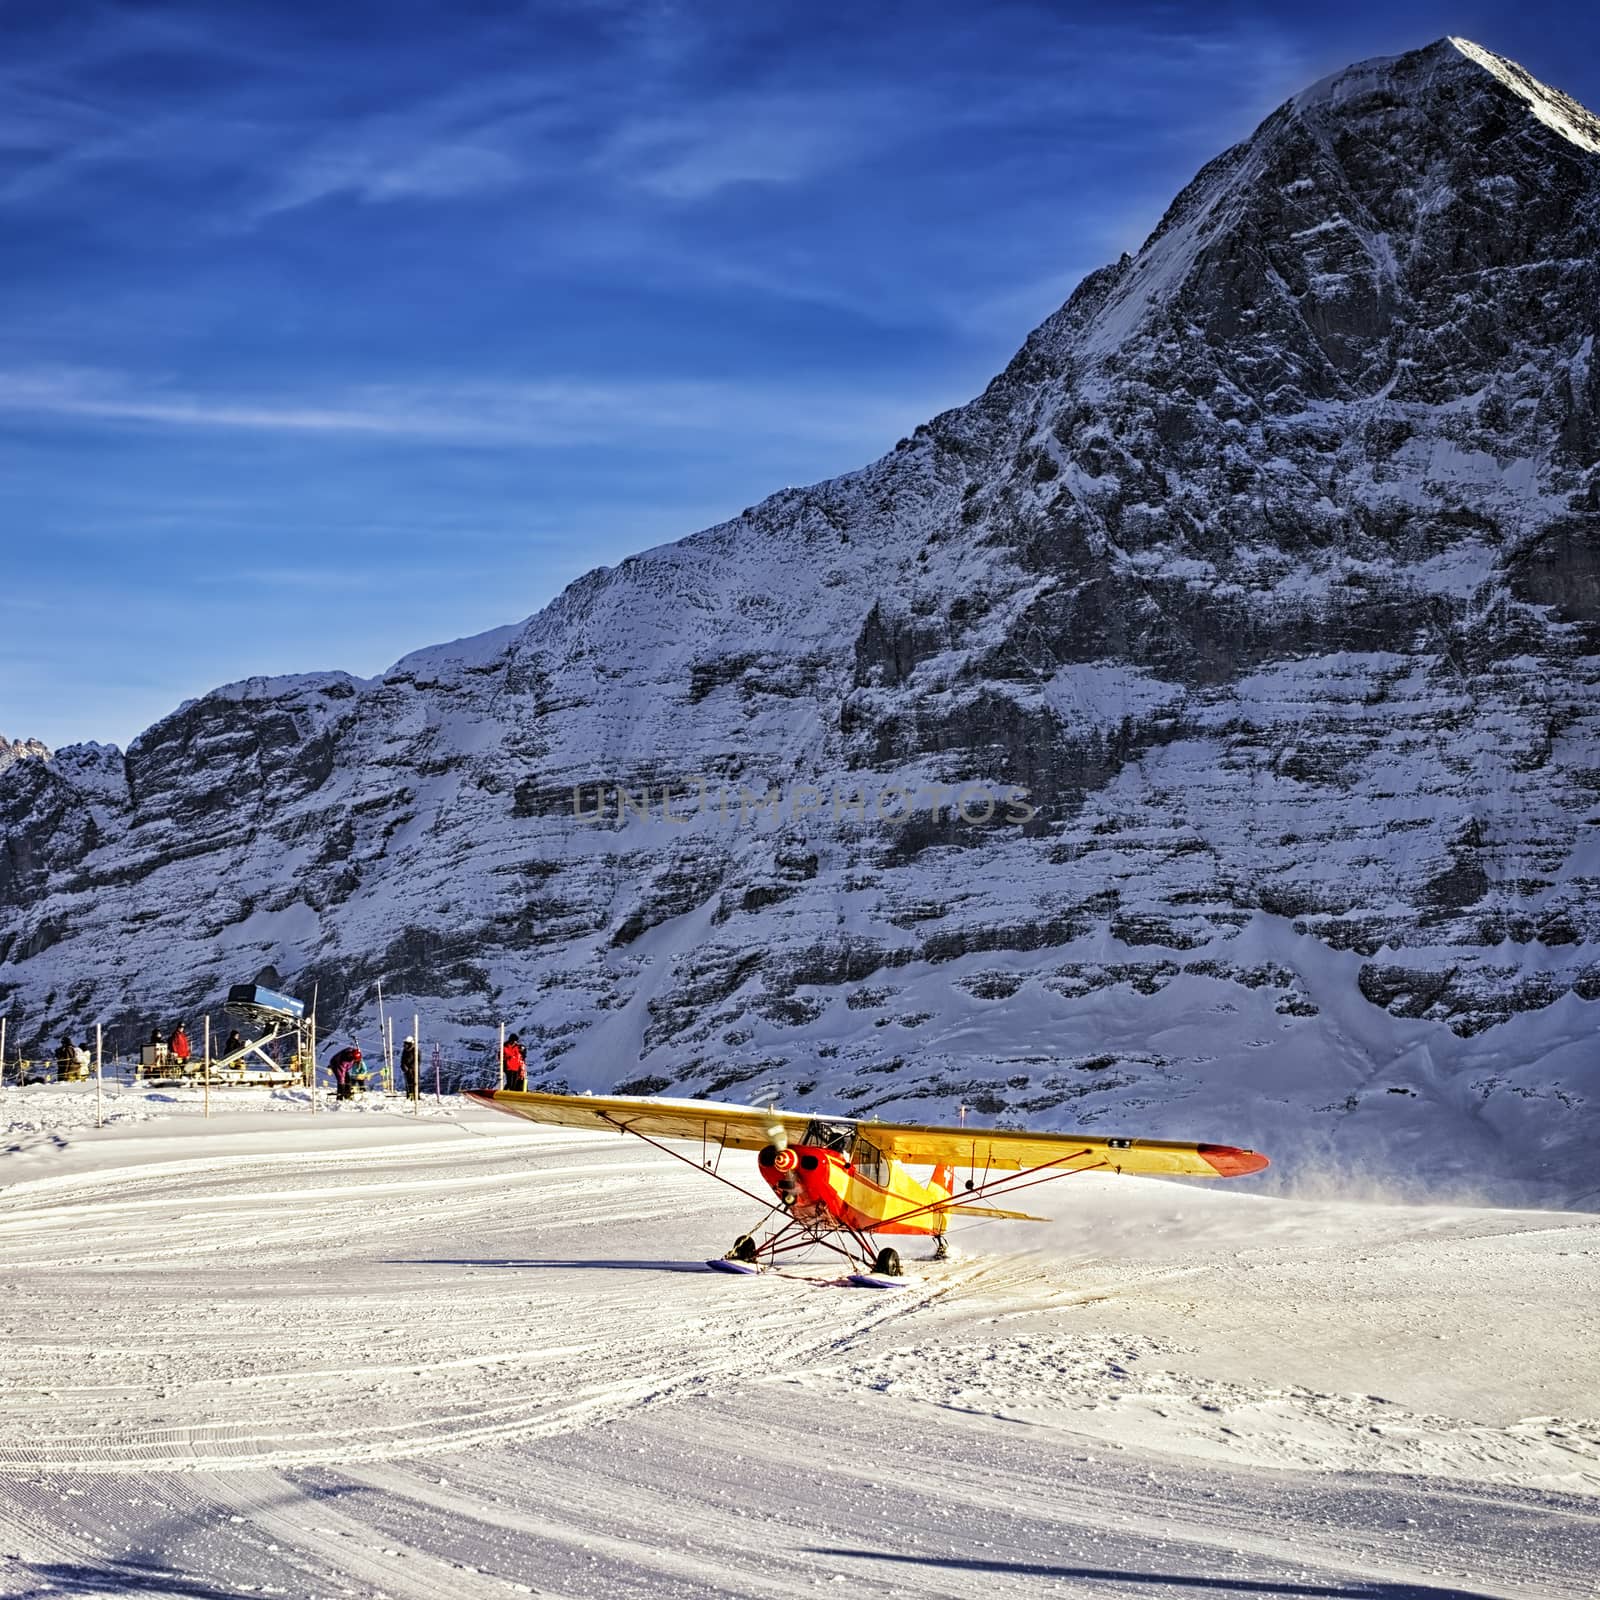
[801,1118,856,1152]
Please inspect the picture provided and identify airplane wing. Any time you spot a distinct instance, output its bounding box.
[468,1089,811,1151]
[471,1090,1265,1178]
[863,1120,1268,1178]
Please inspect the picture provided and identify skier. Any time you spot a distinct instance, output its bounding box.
[56,1036,79,1081]
[327,1043,363,1101]
[502,1032,526,1092]
[399,1035,418,1097]
[169,1023,192,1067]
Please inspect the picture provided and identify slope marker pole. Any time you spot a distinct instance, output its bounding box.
[95,1023,104,1129]
[498,1020,505,1092]
[309,986,319,1117]
[203,1014,211,1120]
[376,979,388,1095]
[413,1012,421,1114]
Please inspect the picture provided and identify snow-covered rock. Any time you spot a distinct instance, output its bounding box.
[0,735,50,776]
[2,38,1597,1201]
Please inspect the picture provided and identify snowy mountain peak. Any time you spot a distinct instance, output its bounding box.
[1046,34,1600,415]
[0,735,49,775]
[1293,37,1600,159]
[1448,37,1600,155]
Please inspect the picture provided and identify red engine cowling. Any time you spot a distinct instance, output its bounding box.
[757,1144,848,1220]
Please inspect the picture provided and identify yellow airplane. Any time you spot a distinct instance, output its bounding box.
[469,1089,1269,1284]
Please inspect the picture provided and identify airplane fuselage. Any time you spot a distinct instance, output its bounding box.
[756,1143,951,1237]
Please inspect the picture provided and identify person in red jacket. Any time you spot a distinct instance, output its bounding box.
[169,1024,192,1065]
[327,1043,363,1101]
[502,1033,526,1092]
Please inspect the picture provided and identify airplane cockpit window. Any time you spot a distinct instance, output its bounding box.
[802,1118,856,1152]
[851,1137,888,1186]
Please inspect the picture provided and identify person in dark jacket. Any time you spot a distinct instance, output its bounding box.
[502,1033,526,1092]
[327,1043,363,1100]
[399,1035,418,1097]
[221,1030,244,1058]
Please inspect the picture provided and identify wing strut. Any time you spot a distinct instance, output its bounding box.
[869,1149,1110,1234]
[598,1111,787,1218]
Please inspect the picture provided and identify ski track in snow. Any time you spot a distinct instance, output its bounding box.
[0,1098,1596,1598]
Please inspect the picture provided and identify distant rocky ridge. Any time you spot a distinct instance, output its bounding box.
[0,736,50,776]
[3,38,1597,1200]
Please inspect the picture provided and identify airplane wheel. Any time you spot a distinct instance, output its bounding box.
[727,1235,758,1264]
[871,1246,903,1278]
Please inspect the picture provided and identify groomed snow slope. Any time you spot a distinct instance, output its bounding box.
[0,1093,1595,1598]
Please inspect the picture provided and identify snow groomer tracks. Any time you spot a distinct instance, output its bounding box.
[0,1113,983,1473]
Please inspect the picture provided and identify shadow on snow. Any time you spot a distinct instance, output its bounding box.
[7,1558,263,1599]
[389,1257,717,1273]
[806,1550,1504,1600]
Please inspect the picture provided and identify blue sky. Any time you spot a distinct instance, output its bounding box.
[4,0,1597,750]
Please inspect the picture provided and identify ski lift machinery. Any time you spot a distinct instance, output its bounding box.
[217,983,312,1085]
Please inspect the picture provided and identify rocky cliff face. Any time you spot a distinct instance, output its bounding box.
[3,38,1597,1200]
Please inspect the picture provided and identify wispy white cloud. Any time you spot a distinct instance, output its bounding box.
[251,68,901,218]
[210,562,523,591]
[257,138,525,213]
[246,74,561,217]
[598,87,904,201]
[0,364,937,453]
[0,4,294,205]
[0,0,1311,249]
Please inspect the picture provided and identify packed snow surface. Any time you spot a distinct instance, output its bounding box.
[1,1089,1596,1598]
